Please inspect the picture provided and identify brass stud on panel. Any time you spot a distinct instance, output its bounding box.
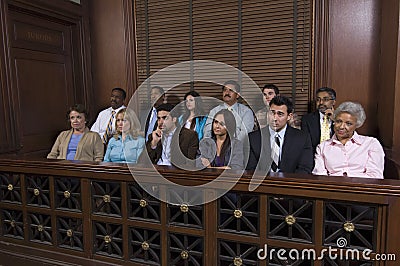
[285,215,296,225]
[66,229,73,237]
[180,204,189,213]
[343,221,355,232]
[37,225,44,232]
[233,257,243,266]
[139,199,147,207]
[104,235,112,243]
[233,209,243,219]
[10,220,16,228]
[33,188,40,196]
[141,241,150,251]
[64,191,71,199]
[7,184,13,191]
[103,194,111,203]
[180,250,189,260]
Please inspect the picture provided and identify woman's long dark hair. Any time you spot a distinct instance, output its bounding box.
[211,109,236,166]
[182,90,205,129]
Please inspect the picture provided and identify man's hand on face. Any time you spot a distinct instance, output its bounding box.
[151,128,162,148]
[325,107,334,119]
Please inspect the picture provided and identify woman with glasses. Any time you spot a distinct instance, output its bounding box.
[197,109,243,170]
[312,102,384,178]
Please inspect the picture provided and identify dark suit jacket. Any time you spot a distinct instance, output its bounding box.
[140,107,158,139]
[301,111,334,153]
[140,127,199,168]
[246,126,313,174]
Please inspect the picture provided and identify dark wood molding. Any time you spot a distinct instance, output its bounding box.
[0,0,92,155]
[312,0,330,105]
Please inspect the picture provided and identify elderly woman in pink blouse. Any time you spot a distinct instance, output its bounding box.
[312,101,384,179]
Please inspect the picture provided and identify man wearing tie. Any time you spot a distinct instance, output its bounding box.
[142,86,165,141]
[301,87,336,153]
[246,96,313,174]
[91,88,126,144]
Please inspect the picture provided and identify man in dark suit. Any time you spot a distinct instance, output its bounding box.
[140,103,199,168]
[246,96,313,174]
[141,86,166,141]
[301,87,336,153]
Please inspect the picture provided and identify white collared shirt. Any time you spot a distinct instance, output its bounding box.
[203,102,254,141]
[269,124,287,164]
[157,128,176,166]
[91,105,126,139]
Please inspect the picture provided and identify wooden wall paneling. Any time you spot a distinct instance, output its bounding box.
[1,0,92,156]
[378,0,400,150]
[0,0,18,153]
[88,0,128,118]
[328,0,381,136]
[8,9,75,155]
[312,0,330,108]
[70,0,93,116]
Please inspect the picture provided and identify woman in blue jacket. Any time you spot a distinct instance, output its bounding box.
[104,108,145,163]
[179,90,207,140]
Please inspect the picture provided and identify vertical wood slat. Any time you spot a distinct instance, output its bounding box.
[135,0,312,119]
[81,178,92,259]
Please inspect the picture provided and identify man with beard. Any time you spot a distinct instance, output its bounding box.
[203,80,254,141]
[301,87,336,153]
[247,96,313,173]
[91,88,126,144]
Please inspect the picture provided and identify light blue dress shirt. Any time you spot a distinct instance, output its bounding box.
[104,135,145,163]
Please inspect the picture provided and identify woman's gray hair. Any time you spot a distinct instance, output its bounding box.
[333,101,366,128]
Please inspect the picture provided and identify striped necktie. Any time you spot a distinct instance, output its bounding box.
[320,115,330,143]
[271,133,280,172]
[103,110,116,144]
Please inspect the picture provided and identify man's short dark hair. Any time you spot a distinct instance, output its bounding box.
[112,87,127,100]
[152,86,165,95]
[269,96,294,114]
[156,103,179,118]
[222,80,240,93]
[262,84,280,95]
[316,87,336,100]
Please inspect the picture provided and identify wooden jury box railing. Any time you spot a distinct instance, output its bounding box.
[0,157,399,266]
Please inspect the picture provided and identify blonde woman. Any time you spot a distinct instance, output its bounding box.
[104,108,145,163]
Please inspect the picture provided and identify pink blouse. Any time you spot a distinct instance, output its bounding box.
[312,131,384,179]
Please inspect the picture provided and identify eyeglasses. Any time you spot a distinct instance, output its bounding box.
[316,97,334,103]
